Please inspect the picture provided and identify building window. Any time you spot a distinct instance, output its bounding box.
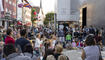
[13,3,16,7]
[5,0,8,2]
[6,8,8,12]
[9,1,12,5]
[10,11,12,14]
[2,21,5,27]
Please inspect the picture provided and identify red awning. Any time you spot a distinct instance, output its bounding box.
[17,21,22,25]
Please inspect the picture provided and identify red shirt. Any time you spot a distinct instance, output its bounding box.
[5,36,15,45]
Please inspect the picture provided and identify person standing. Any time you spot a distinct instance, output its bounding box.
[58,29,65,43]
[5,28,15,45]
[15,29,31,52]
[66,33,72,43]
[95,33,103,50]
[2,30,7,42]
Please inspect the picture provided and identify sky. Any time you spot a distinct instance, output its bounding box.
[28,0,56,14]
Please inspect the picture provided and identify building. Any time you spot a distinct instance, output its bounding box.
[38,0,44,26]
[22,0,32,26]
[17,0,22,21]
[0,0,4,21]
[80,0,105,28]
[57,0,80,29]
[0,0,17,29]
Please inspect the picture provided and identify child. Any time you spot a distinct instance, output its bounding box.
[66,42,72,50]
[66,33,72,43]
[72,40,76,48]
[77,40,82,48]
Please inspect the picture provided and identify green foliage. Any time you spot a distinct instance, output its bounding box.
[31,8,36,23]
[44,12,55,25]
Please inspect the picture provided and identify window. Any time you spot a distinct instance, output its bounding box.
[5,8,8,12]
[5,0,8,2]
[9,1,12,5]
[2,21,5,27]
[13,3,16,7]
[13,12,16,15]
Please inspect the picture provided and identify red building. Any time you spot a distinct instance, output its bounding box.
[1,0,17,29]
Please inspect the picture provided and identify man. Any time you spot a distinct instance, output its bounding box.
[58,29,65,43]
[15,29,31,52]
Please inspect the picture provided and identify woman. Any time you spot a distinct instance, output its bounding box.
[5,28,15,45]
[81,35,100,60]
[43,48,54,60]
[54,44,63,60]
[47,55,56,60]
[58,55,69,60]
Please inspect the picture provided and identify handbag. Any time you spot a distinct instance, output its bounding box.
[98,46,103,60]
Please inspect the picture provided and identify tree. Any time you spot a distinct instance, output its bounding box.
[44,12,55,25]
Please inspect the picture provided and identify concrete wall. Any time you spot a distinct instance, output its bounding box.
[86,0,105,28]
[57,0,71,21]
[57,0,80,21]
[71,0,80,13]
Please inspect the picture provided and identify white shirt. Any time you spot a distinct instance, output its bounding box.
[35,38,41,48]
[52,40,56,48]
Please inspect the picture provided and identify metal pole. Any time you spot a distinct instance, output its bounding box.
[54,13,56,34]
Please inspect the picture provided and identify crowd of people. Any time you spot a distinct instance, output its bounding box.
[0,25,104,60]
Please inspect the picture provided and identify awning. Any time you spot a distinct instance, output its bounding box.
[17,21,22,25]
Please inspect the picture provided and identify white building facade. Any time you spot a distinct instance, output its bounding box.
[57,0,80,29]
[57,0,80,22]
[17,0,22,21]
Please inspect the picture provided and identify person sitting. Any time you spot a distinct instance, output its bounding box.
[72,40,76,48]
[3,44,31,60]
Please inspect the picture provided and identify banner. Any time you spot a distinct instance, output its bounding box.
[0,0,4,11]
[23,3,31,8]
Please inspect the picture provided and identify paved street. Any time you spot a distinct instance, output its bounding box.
[63,47,105,60]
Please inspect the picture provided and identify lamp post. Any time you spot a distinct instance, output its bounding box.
[5,12,10,29]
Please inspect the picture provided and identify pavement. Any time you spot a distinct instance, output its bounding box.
[63,47,105,60]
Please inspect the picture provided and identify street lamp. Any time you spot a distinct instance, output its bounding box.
[5,12,10,28]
